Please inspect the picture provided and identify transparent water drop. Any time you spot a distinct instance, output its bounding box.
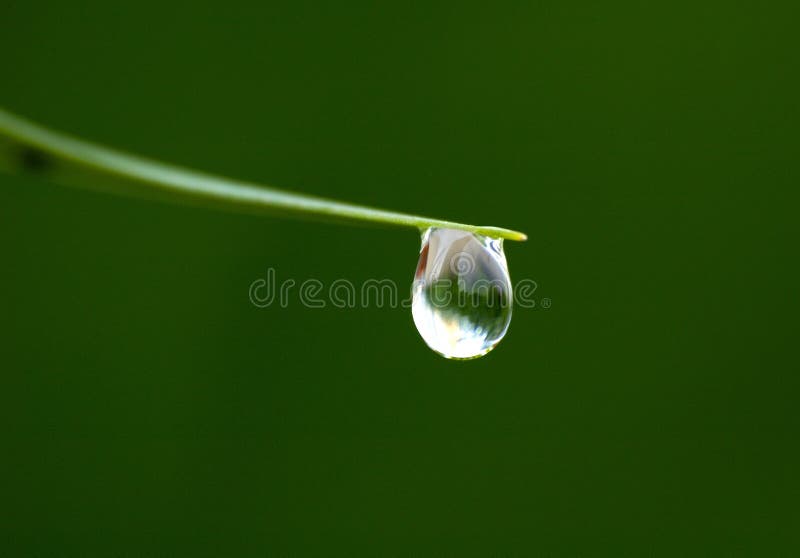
[412,227,513,360]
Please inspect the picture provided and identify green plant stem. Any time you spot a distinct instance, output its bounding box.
[0,108,527,241]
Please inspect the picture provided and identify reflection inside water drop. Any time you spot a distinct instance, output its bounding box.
[412,227,513,360]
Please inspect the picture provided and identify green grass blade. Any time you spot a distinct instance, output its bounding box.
[0,108,527,241]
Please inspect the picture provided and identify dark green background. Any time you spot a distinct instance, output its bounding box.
[2,2,798,555]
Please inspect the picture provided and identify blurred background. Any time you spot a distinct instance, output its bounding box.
[1,1,797,555]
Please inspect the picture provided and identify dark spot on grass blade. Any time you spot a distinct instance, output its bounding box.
[18,146,53,174]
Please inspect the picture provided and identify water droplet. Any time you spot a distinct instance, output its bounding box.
[412,227,513,360]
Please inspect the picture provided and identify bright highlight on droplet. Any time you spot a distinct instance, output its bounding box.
[412,227,513,360]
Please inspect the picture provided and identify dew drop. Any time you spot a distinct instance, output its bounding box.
[412,227,513,360]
